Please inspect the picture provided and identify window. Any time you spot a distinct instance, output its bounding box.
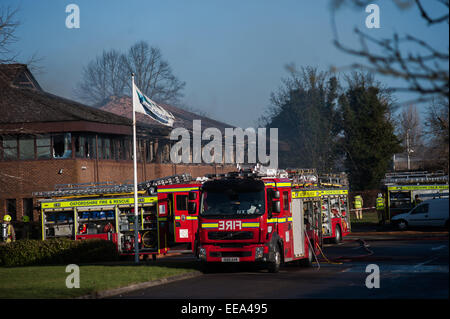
[176,195,188,211]
[146,140,154,163]
[411,203,429,215]
[283,192,289,211]
[23,198,34,221]
[119,138,130,160]
[36,136,51,159]
[2,136,18,160]
[103,138,111,159]
[53,133,72,159]
[75,135,86,158]
[86,136,96,159]
[6,199,17,221]
[19,136,35,160]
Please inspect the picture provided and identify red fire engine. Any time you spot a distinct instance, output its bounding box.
[288,169,351,244]
[186,167,322,273]
[34,174,200,259]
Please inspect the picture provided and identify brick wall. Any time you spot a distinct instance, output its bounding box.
[0,158,236,222]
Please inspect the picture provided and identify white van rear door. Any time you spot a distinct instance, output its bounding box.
[428,201,448,227]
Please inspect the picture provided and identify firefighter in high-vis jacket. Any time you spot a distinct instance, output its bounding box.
[1,215,16,243]
[353,195,363,220]
[376,193,386,225]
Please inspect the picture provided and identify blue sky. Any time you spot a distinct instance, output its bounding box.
[5,0,448,127]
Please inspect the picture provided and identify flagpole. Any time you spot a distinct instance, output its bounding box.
[132,73,139,264]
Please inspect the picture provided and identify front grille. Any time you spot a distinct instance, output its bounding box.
[208,231,254,240]
[210,251,252,258]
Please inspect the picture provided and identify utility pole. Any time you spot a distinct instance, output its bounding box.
[406,129,410,170]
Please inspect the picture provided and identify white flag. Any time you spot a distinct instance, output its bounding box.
[132,82,175,127]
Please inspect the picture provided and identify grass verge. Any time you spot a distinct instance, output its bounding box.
[0,262,198,299]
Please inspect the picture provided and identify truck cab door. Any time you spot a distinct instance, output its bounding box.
[173,192,196,243]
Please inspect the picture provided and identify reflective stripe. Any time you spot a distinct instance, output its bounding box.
[321,189,348,196]
[158,187,199,193]
[267,217,291,223]
[292,190,321,198]
[376,198,385,209]
[242,222,260,228]
[201,223,219,228]
[175,216,198,220]
[264,182,292,187]
[387,185,448,191]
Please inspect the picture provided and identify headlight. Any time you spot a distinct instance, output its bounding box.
[255,247,264,259]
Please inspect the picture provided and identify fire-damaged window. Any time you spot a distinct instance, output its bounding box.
[145,140,155,163]
[102,137,112,159]
[119,138,131,160]
[74,135,86,158]
[74,135,96,159]
[160,142,171,163]
[86,136,96,159]
[52,133,72,159]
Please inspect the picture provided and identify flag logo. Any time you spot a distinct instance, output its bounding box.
[133,84,175,127]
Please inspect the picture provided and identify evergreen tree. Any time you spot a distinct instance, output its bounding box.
[338,73,401,190]
[261,66,341,171]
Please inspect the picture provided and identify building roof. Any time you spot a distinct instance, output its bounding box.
[0,64,132,125]
[0,63,233,138]
[100,95,234,133]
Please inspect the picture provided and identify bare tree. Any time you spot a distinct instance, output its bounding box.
[0,6,20,63]
[75,49,126,106]
[330,0,449,103]
[121,41,185,105]
[0,5,44,73]
[398,104,423,151]
[425,98,449,171]
[76,41,185,107]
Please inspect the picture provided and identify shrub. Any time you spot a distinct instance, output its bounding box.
[0,238,119,267]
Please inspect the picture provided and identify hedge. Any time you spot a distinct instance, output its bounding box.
[0,238,119,267]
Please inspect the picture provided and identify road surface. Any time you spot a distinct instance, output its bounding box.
[111,237,448,299]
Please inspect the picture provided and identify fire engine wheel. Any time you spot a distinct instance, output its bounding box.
[301,243,314,267]
[268,245,281,273]
[333,226,342,244]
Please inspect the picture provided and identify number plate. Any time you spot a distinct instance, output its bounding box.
[221,257,240,262]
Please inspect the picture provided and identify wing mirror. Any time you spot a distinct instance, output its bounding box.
[272,201,281,214]
[188,191,198,200]
[272,190,280,199]
[188,202,197,215]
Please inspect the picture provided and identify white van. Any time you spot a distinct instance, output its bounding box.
[391,198,449,230]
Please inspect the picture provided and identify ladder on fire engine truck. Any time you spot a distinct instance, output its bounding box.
[286,168,318,186]
[382,171,448,186]
[32,173,193,198]
[318,173,348,188]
